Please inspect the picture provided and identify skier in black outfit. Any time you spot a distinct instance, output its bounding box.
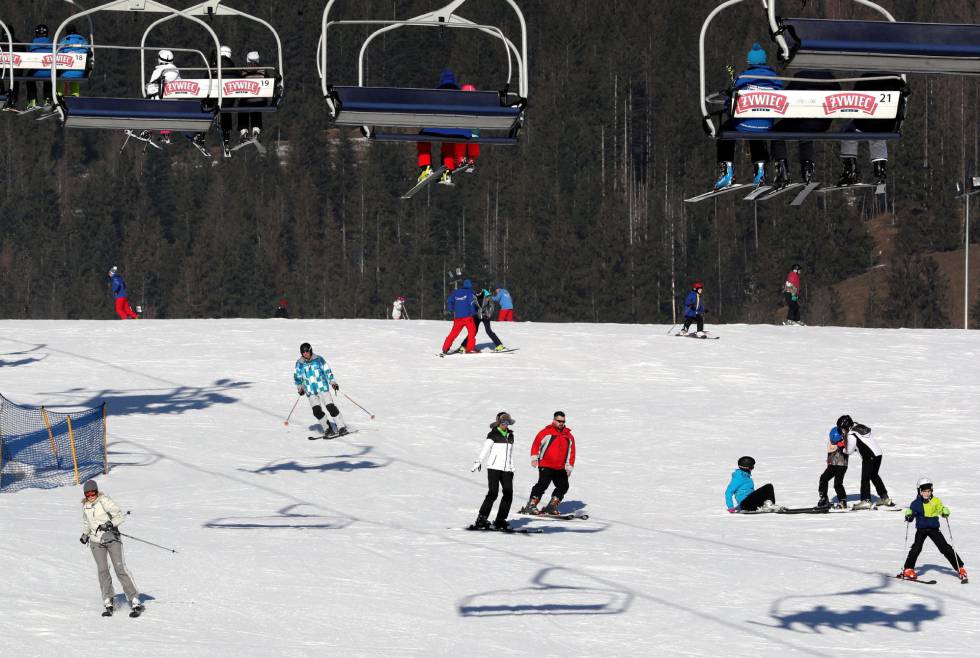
[455,287,505,352]
[470,412,516,530]
[818,415,854,508]
[849,421,893,509]
[213,46,237,150]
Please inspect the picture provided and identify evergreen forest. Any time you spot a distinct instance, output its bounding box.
[0,0,977,326]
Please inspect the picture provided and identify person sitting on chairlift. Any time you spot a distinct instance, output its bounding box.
[144,49,179,143]
[58,24,90,98]
[416,69,477,187]
[237,50,265,144]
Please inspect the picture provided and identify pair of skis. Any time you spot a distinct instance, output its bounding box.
[518,512,590,521]
[307,429,357,440]
[401,162,476,199]
[438,348,519,358]
[685,180,885,205]
[675,333,720,340]
[739,506,829,515]
[895,573,968,586]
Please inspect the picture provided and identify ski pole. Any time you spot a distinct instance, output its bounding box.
[284,396,301,426]
[343,392,375,420]
[117,531,177,554]
[666,324,677,336]
[945,517,964,571]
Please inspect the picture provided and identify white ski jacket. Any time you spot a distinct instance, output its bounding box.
[476,427,515,472]
[852,425,883,458]
[146,63,179,97]
[81,493,126,544]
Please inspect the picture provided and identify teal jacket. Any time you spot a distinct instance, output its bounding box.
[725,468,754,509]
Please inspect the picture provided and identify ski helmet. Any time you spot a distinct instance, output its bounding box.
[792,264,802,273]
[35,24,49,37]
[108,266,118,277]
[158,49,174,64]
[836,414,853,432]
[737,456,755,471]
[220,45,232,59]
[246,51,260,64]
[693,282,704,290]
[916,478,933,492]
[299,342,312,355]
[461,83,477,92]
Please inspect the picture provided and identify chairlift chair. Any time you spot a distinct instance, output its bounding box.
[318,0,528,144]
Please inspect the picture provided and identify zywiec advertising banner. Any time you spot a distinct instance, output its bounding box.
[732,90,899,119]
[162,78,275,99]
[0,51,86,70]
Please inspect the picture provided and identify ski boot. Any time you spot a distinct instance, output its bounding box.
[252,127,262,141]
[901,568,917,581]
[473,515,491,530]
[337,427,349,437]
[494,345,507,352]
[816,496,830,509]
[541,497,561,516]
[836,157,859,186]
[877,497,894,507]
[872,159,887,185]
[712,161,735,190]
[417,165,433,184]
[193,133,207,146]
[438,169,455,186]
[518,496,540,515]
[695,331,707,338]
[831,501,848,510]
[457,345,466,353]
[959,567,968,583]
[102,599,114,617]
[462,158,476,174]
[851,499,873,510]
[773,159,790,189]
[751,161,767,187]
[493,519,510,531]
[801,160,814,184]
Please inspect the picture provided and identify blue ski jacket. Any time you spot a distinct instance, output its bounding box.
[725,468,755,509]
[446,280,478,318]
[684,290,704,318]
[59,33,90,78]
[493,288,513,310]
[906,495,946,530]
[110,273,128,299]
[31,36,53,78]
[733,64,784,133]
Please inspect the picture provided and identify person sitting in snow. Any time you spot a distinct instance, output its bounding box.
[725,456,777,512]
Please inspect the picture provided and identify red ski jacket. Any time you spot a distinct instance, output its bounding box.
[531,424,576,470]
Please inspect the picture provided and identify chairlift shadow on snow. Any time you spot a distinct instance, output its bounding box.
[242,446,391,475]
[508,517,607,535]
[105,449,163,470]
[0,354,48,368]
[457,566,632,617]
[203,503,352,531]
[43,380,253,416]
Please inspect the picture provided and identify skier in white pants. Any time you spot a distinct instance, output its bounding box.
[79,479,142,616]
[294,341,348,438]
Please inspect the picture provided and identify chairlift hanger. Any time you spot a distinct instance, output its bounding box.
[139,0,285,109]
[50,1,222,131]
[318,0,528,143]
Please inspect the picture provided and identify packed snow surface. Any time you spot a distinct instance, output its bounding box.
[1,320,979,656]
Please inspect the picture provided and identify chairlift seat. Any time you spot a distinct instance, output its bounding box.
[60,96,215,130]
[329,86,524,132]
[779,18,980,75]
[370,131,519,146]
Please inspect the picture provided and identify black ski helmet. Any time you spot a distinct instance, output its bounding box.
[836,415,853,432]
[737,456,755,471]
[35,24,49,37]
[299,342,312,355]
[792,264,802,273]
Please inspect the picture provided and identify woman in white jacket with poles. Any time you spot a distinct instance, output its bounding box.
[79,479,142,617]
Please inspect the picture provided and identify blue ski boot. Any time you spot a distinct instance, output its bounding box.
[752,161,767,187]
[712,162,735,190]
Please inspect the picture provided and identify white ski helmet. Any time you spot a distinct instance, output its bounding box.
[246,51,260,64]
[108,266,118,276]
[157,49,174,64]
[220,45,232,59]
[916,478,933,491]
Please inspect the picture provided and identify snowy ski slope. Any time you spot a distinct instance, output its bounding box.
[1,319,978,656]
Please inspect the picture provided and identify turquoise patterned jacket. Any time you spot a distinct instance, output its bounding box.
[294,354,335,396]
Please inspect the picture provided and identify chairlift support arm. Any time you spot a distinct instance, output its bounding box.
[767,0,896,63]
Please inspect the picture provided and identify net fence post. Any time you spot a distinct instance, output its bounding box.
[67,414,80,485]
[41,407,60,460]
[101,402,108,475]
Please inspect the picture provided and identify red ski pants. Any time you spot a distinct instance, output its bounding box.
[417,142,479,170]
[442,317,476,353]
[498,309,514,322]
[114,297,139,320]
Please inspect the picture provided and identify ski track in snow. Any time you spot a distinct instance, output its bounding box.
[1,320,979,656]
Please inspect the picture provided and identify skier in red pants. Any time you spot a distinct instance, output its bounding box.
[416,73,480,186]
[108,267,138,320]
[442,279,478,354]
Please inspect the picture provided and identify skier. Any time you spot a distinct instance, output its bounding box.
[455,287,505,352]
[836,73,903,187]
[493,285,514,322]
[213,46,237,150]
[237,50,265,143]
[391,296,407,320]
[519,411,576,516]
[849,421,893,509]
[26,24,53,110]
[145,49,179,99]
[680,282,706,337]
[57,24,90,97]
[274,298,289,318]
[79,480,143,617]
[415,69,471,186]
[455,83,481,173]
[783,264,803,326]
[901,478,967,582]
[294,342,348,438]
[769,70,838,187]
[470,411,516,530]
[108,266,139,320]
[441,279,477,354]
[817,415,855,509]
[724,456,777,512]
[712,42,783,190]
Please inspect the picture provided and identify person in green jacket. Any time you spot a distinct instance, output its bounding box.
[901,478,967,582]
